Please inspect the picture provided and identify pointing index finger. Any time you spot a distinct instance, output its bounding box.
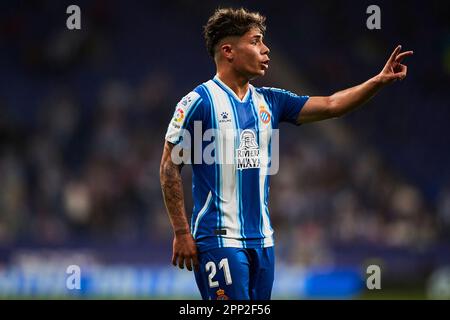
[389,45,402,62]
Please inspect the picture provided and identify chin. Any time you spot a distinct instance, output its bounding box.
[248,71,265,80]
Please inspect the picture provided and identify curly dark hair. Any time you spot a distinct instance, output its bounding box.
[203,8,266,58]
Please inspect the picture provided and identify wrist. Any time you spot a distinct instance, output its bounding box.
[373,73,395,87]
[373,74,387,86]
[174,229,191,237]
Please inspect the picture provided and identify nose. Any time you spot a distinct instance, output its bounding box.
[262,42,270,55]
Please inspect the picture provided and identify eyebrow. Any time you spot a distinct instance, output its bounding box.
[251,34,263,40]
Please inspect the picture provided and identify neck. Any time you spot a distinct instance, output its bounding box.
[216,69,249,100]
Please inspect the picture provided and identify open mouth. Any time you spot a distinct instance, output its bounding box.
[261,60,270,69]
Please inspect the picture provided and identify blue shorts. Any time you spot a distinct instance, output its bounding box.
[194,246,274,300]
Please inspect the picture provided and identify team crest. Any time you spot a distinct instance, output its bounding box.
[259,106,271,124]
[216,289,229,300]
[236,129,260,170]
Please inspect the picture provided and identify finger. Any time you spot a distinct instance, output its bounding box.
[388,45,402,62]
[395,51,414,63]
[185,257,193,271]
[172,253,178,266]
[178,255,185,269]
[400,65,408,79]
[396,65,407,80]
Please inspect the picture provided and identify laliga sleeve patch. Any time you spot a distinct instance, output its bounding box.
[170,92,200,127]
[165,91,201,144]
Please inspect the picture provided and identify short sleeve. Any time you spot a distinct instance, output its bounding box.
[264,87,309,125]
[165,91,203,144]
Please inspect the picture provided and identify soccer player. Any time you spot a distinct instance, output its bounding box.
[160,8,412,300]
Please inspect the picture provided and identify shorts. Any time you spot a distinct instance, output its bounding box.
[194,246,274,300]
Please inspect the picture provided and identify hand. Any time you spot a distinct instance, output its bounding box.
[172,232,199,272]
[378,45,413,84]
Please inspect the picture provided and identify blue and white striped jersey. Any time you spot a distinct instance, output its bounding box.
[165,76,309,252]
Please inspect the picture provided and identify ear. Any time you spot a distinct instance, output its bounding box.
[219,43,234,61]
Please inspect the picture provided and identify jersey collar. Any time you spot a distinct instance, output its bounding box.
[213,75,252,103]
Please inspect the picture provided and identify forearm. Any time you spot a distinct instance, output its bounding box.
[160,152,190,236]
[329,74,386,117]
[298,46,411,124]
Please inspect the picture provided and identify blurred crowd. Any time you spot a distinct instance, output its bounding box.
[0,1,449,268]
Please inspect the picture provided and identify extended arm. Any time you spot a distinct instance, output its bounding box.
[160,140,199,271]
[298,45,413,124]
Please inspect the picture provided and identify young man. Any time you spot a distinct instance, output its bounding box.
[160,8,412,300]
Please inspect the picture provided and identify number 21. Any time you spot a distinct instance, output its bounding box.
[205,258,232,288]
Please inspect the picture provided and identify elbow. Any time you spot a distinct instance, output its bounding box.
[160,158,171,186]
[159,162,167,187]
[160,158,182,187]
[160,141,183,189]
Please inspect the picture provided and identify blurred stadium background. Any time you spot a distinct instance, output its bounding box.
[0,0,449,299]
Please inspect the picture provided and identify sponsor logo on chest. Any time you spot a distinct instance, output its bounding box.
[236,129,260,170]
